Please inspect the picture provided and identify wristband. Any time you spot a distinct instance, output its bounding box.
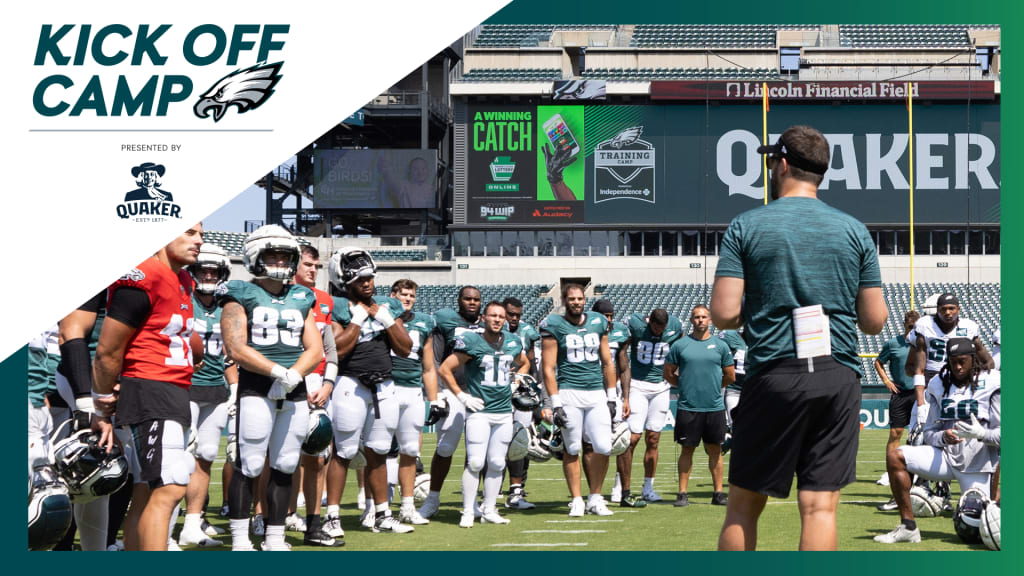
[913,374,926,388]
[606,388,617,402]
[270,364,287,381]
[75,396,96,415]
[375,307,396,329]
[550,394,563,408]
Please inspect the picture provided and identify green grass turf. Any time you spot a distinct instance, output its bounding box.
[163,429,986,551]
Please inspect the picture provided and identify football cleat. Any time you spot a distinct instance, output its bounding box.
[418,494,440,519]
[481,510,511,524]
[303,528,344,547]
[322,514,344,538]
[178,526,223,548]
[250,514,265,537]
[219,504,230,518]
[166,539,183,551]
[568,499,585,517]
[243,224,300,280]
[285,513,307,533]
[202,518,225,536]
[586,497,614,516]
[459,513,475,528]
[876,498,899,511]
[106,540,125,552]
[641,489,663,503]
[711,492,729,506]
[260,540,292,551]
[373,515,414,534]
[620,493,647,508]
[231,542,257,551]
[874,524,921,544]
[399,506,430,525]
[505,489,537,510]
[674,492,689,507]
[360,507,375,529]
[876,472,891,486]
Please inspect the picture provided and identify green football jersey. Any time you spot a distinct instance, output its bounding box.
[28,328,57,408]
[607,321,630,371]
[218,280,315,367]
[333,295,405,377]
[454,330,523,413]
[539,311,609,391]
[192,294,228,387]
[433,308,484,357]
[392,311,436,388]
[666,335,734,412]
[510,321,541,351]
[717,330,748,391]
[627,314,684,383]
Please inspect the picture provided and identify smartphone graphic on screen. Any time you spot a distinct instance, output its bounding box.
[542,113,581,158]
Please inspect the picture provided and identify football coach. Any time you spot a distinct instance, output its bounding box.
[710,125,888,550]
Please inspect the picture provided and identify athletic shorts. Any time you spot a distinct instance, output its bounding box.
[729,356,860,499]
[129,419,195,489]
[889,388,917,429]
[673,409,727,447]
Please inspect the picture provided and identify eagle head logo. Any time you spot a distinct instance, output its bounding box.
[608,126,644,149]
[194,61,283,122]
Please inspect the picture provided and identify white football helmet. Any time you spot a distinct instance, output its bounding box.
[243,224,300,280]
[188,243,231,294]
[609,421,631,457]
[507,421,530,461]
[922,293,941,316]
[980,500,1000,551]
[328,247,377,290]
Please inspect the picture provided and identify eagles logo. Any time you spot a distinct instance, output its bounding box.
[193,61,283,122]
[606,126,643,149]
[120,268,146,282]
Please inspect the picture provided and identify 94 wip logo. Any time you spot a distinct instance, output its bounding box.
[115,162,183,222]
[194,61,283,122]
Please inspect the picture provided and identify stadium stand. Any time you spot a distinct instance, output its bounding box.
[838,24,993,48]
[630,24,786,48]
[472,24,617,47]
[580,67,778,80]
[462,68,564,82]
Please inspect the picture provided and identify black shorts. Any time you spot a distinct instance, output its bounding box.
[889,388,917,429]
[674,409,727,448]
[729,357,860,499]
[130,419,193,489]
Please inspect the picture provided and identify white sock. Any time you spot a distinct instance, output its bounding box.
[365,499,375,515]
[643,477,654,492]
[230,518,251,548]
[375,501,389,516]
[168,503,181,539]
[401,496,415,509]
[588,493,602,505]
[613,473,622,491]
[183,513,202,533]
[265,525,285,547]
[327,505,340,517]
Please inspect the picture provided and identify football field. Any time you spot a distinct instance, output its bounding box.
[177,429,984,551]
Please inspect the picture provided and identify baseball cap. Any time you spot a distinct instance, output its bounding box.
[591,299,615,315]
[937,293,959,308]
[757,132,829,175]
[946,337,974,358]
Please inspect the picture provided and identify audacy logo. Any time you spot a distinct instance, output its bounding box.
[593,126,656,204]
[115,162,183,222]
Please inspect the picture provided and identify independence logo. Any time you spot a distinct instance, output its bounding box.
[115,162,183,222]
[593,126,656,204]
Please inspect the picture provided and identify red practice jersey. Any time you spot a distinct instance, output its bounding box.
[311,287,334,376]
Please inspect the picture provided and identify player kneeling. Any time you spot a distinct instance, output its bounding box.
[439,301,529,528]
[874,338,1000,545]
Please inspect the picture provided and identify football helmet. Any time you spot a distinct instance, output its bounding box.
[242,224,300,280]
[301,409,333,455]
[225,433,238,467]
[28,466,72,551]
[921,293,941,316]
[980,500,1000,551]
[609,421,630,457]
[188,243,231,294]
[953,488,987,544]
[328,247,377,290]
[49,424,129,503]
[507,421,530,461]
[909,484,944,518]
[526,422,553,463]
[413,473,431,504]
[511,374,542,411]
[549,426,565,461]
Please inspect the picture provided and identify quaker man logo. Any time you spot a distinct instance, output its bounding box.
[593,126,656,204]
[116,162,183,222]
[194,61,283,122]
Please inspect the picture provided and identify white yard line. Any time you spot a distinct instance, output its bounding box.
[545,519,624,523]
[492,542,589,547]
[522,530,607,534]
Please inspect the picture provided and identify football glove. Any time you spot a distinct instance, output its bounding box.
[457,392,485,413]
[268,381,287,400]
[607,401,617,421]
[916,403,930,425]
[955,414,986,440]
[349,303,369,327]
[552,407,569,427]
[227,383,238,417]
[426,397,449,426]
[542,141,578,184]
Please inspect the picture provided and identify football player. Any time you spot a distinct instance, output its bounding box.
[389,279,438,525]
[663,305,735,507]
[219,224,325,551]
[875,338,1000,544]
[440,301,529,527]
[874,310,921,511]
[287,244,342,547]
[324,247,413,535]
[593,300,632,505]
[92,223,204,550]
[418,286,484,519]
[178,243,234,548]
[540,283,617,517]
[991,327,1000,371]
[618,308,684,505]
[503,296,545,510]
[716,328,747,427]
[905,293,993,429]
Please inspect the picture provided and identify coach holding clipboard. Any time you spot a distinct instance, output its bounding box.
[710,125,889,551]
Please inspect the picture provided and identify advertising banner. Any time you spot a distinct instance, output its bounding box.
[314,149,438,209]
